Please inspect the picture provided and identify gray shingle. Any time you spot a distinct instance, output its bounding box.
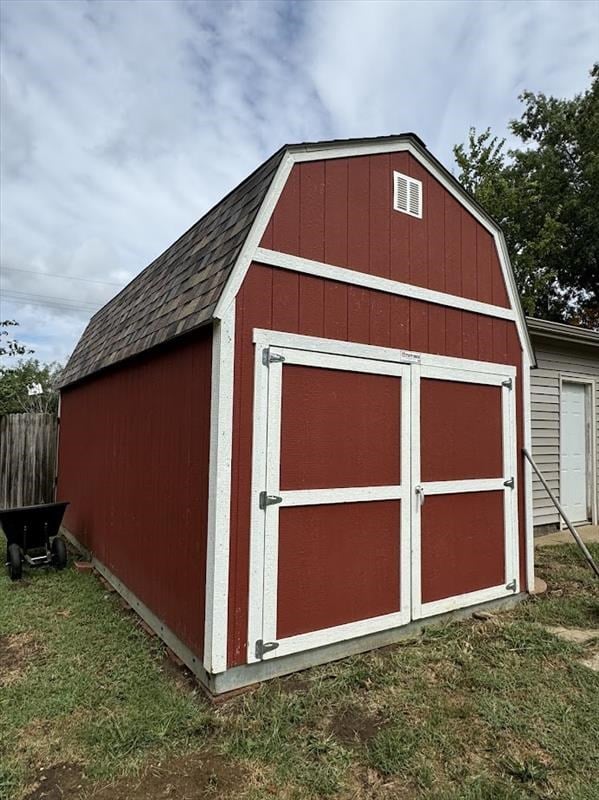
[58,147,285,387]
[59,134,439,388]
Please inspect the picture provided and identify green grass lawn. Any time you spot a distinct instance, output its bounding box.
[1,542,598,800]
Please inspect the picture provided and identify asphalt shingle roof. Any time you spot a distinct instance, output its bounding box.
[59,134,435,388]
[58,147,285,387]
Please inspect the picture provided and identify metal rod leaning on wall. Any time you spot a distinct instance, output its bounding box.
[523,448,599,579]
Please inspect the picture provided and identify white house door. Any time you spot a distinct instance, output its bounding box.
[561,382,589,523]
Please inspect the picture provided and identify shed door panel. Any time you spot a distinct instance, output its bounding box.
[251,347,411,661]
[420,380,502,481]
[280,366,401,489]
[420,492,505,603]
[277,501,401,639]
[413,369,518,618]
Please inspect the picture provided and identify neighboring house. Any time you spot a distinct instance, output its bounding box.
[528,317,599,532]
[57,134,535,695]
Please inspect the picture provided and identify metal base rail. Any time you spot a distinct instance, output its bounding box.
[523,448,599,579]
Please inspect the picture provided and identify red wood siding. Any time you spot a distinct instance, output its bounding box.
[277,501,402,639]
[229,263,526,667]
[260,154,510,308]
[421,492,505,603]
[280,366,402,490]
[57,329,212,658]
[420,380,503,482]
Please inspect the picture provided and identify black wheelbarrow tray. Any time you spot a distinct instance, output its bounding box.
[1,501,69,581]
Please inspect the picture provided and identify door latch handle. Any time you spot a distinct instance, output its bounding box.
[415,485,425,507]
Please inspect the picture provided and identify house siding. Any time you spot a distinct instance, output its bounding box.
[531,339,599,530]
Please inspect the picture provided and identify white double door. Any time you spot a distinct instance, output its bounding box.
[248,332,519,663]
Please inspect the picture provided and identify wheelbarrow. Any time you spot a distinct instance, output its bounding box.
[1,501,69,581]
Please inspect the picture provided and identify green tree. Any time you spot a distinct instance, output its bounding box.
[0,323,62,414]
[0,359,62,415]
[454,64,599,326]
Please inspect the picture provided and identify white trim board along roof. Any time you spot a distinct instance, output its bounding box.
[59,134,534,388]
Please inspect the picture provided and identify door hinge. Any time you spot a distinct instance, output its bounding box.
[259,491,283,510]
[505,578,517,592]
[502,378,513,389]
[503,477,515,489]
[255,639,279,659]
[262,348,285,366]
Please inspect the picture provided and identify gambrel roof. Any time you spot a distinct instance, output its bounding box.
[58,147,285,387]
[59,134,532,388]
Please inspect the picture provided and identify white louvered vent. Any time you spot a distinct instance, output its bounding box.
[393,171,422,218]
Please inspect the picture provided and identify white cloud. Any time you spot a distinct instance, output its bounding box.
[1,0,597,365]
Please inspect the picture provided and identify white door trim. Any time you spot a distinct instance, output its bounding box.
[253,328,516,379]
[247,343,412,663]
[411,362,519,620]
[559,375,597,526]
[280,485,404,506]
[248,328,520,663]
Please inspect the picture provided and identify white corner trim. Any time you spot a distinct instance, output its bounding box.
[204,301,235,674]
[214,153,294,319]
[522,351,535,591]
[496,231,535,367]
[255,248,516,322]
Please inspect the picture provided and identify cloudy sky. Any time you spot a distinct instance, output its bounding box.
[1,0,597,365]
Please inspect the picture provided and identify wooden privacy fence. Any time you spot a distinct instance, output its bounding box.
[0,413,58,509]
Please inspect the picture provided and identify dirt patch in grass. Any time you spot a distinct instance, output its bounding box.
[24,763,84,800]
[21,750,245,800]
[544,625,599,644]
[0,632,42,687]
[277,672,312,694]
[157,652,201,696]
[329,706,385,747]
[86,749,245,800]
[344,766,418,800]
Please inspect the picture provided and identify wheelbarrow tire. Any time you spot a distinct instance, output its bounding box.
[51,537,67,570]
[7,544,22,581]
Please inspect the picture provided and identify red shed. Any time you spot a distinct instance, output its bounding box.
[57,134,535,694]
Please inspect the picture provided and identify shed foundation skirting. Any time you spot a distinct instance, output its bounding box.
[62,525,524,696]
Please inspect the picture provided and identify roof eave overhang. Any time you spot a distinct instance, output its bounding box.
[527,317,599,350]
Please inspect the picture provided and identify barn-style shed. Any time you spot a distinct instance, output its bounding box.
[57,134,535,694]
